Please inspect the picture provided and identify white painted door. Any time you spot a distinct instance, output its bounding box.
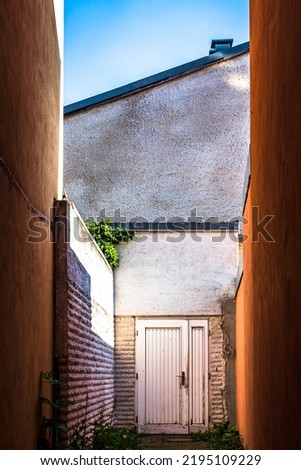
[136,319,208,434]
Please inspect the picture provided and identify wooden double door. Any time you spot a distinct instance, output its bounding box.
[136,319,209,434]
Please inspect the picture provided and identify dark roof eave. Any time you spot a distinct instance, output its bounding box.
[64,41,249,116]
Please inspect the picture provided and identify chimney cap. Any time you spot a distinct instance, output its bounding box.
[209,38,233,55]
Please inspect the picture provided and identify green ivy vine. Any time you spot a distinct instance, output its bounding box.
[85,219,134,269]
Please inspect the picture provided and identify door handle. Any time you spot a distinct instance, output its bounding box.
[177,371,185,386]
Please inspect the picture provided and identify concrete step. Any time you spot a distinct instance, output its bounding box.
[140,434,209,450]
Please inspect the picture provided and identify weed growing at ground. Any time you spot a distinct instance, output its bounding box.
[191,422,244,450]
[67,421,143,450]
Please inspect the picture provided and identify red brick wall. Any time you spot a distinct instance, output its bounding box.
[55,201,114,442]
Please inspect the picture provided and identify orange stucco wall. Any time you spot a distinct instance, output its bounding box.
[235,280,245,437]
[236,0,301,449]
[0,1,60,449]
[236,194,251,447]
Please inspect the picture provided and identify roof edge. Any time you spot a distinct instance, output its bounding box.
[64,41,249,116]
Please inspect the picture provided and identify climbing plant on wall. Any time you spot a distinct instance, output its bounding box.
[85,219,134,269]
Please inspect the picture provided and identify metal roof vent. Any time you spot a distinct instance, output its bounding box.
[209,39,233,55]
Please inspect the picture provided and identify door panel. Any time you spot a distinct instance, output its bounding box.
[189,323,208,432]
[136,319,208,434]
[145,327,181,425]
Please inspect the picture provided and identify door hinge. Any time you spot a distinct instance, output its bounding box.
[136,373,138,380]
[209,415,211,423]
[136,415,138,423]
[136,330,138,336]
[208,372,211,380]
[208,330,211,336]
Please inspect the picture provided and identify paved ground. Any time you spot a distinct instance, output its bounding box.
[140,434,210,450]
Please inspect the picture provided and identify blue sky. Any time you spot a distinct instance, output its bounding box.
[64,0,249,105]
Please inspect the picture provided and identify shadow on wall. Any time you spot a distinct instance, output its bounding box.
[221,297,236,426]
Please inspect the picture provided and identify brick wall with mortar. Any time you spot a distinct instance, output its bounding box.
[55,200,114,440]
[114,316,136,427]
[114,315,228,428]
[209,316,228,425]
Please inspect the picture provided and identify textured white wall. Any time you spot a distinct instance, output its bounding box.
[114,231,238,316]
[64,53,249,223]
[69,205,114,346]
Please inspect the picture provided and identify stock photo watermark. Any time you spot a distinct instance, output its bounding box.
[26,207,275,244]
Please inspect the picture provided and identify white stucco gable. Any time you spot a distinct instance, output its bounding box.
[64,47,249,223]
